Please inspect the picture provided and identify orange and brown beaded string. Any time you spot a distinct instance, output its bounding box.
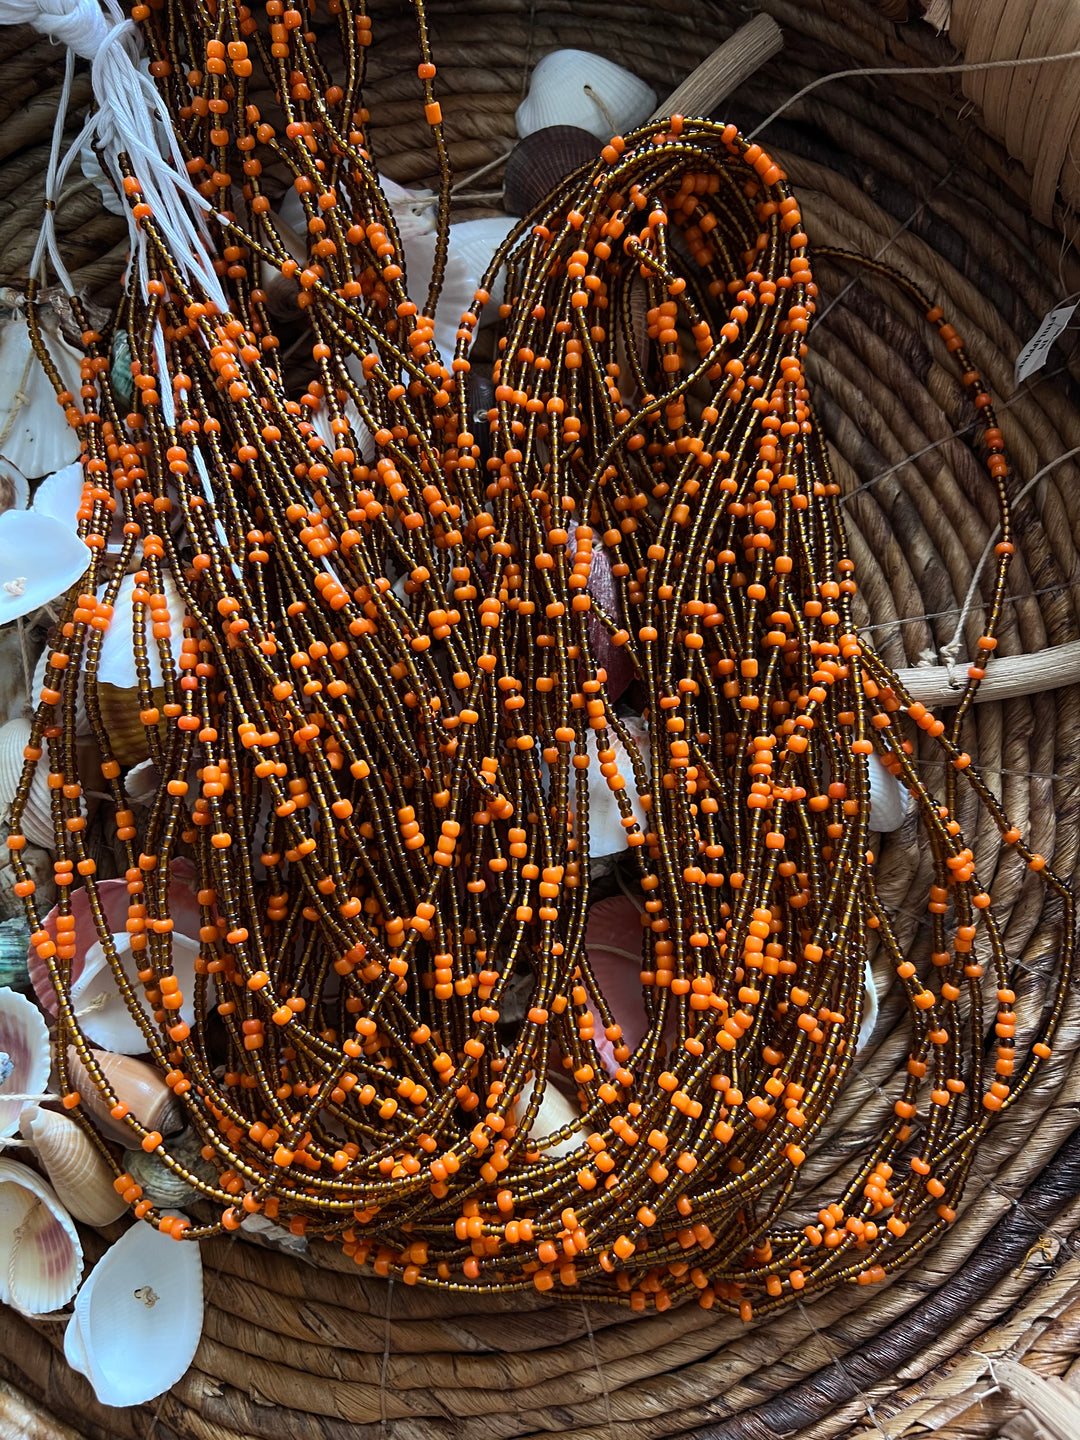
[5,0,1073,1316]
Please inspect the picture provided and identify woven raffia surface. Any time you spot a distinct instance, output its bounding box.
[6,1,1080,1436]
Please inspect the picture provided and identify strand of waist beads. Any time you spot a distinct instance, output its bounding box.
[7,0,1072,1315]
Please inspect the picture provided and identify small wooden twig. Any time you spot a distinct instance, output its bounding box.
[650,13,784,122]
[895,641,1080,707]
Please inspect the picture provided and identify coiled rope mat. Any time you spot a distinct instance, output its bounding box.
[6,1,1080,1437]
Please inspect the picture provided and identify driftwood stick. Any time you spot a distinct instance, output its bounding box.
[650,13,784,122]
[895,641,1080,706]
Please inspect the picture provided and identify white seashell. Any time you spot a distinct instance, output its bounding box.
[584,716,649,858]
[857,958,879,1053]
[124,757,161,808]
[0,987,50,1137]
[868,751,911,832]
[0,1157,82,1315]
[19,1106,127,1226]
[68,929,200,1055]
[0,311,83,478]
[0,510,91,624]
[448,217,517,320]
[513,1074,588,1156]
[0,716,31,824]
[64,1214,203,1406]
[19,750,58,850]
[280,174,436,244]
[96,571,186,690]
[30,461,83,534]
[65,1048,184,1145]
[516,50,656,142]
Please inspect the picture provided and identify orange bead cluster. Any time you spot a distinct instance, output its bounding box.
[10,0,1073,1317]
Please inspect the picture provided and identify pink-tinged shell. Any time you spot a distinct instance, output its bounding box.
[0,1157,83,1316]
[19,1106,127,1226]
[65,1048,184,1147]
[568,528,634,701]
[64,1215,202,1406]
[30,865,202,1038]
[584,896,650,1075]
[0,987,51,1137]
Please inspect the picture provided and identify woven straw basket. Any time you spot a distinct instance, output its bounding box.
[6,1,1080,1436]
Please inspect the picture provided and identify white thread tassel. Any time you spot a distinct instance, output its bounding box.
[0,0,227,311]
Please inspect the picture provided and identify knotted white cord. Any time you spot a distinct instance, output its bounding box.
[0,0,228,310]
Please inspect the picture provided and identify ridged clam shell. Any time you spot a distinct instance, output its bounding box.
[125,1128,216,1207]
[503,126,602,216]
[65,1047,184,1146]
[515,50,656,142]
[0,1157,82,1316]
[20,752,57,851]
[19,1105,126,1226]
[64,1213,202,1406]
[858,959,879,1053]
[110,330,134,408]
[0,312,82,477]
[0,987,50,1136]
[0,716,31,825]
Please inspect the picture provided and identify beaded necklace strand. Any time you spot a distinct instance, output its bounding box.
[7,0,1072,1318]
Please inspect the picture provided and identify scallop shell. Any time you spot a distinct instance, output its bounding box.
[868,751,912,832]
[0,1157,82,1316]
[0,987,50,1136]
[516,50,656,142]
[503,126,602,216]
[64,1213,203,1406]
[0,310,82,477]
[0,716,31,824]
[19,751,57,851]
[19,1105,126,1226]
[65,1047,184,1146]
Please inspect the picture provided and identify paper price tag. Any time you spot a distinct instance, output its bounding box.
[1015,299,1078,386]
